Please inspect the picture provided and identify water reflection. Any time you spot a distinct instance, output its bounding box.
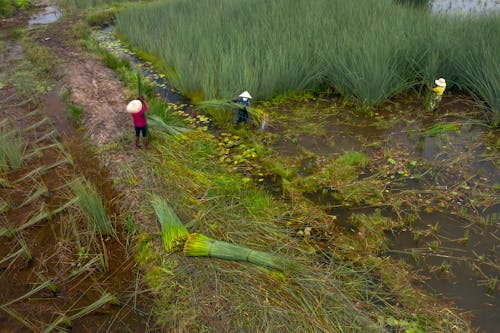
[28,5,62,26]
[432,0,500,14]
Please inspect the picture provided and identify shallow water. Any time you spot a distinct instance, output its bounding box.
[268,100,499,332]
[28,5,62,26]
[432,0,500,14]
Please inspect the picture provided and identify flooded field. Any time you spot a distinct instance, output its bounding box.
[0,8,153,331]
[266,97,499,332]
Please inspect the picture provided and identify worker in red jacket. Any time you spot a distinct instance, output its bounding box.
[126,97,149,149]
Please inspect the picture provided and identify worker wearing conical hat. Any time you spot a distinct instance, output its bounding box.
[427,78,446,111]
[126,97,149,149]
[233,91,252,125]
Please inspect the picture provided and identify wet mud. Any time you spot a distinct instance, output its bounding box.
[0,7,154,332]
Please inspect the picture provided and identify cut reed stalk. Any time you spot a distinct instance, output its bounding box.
[0,248,26,266]
[14,158,73,184]
[22,117,51,133]
[147,115,191,136]
[184,233,299,272]
[18,182,49,208]
[1,306,39,332]
[12,206,50,234]
[0,198,9,214]
[32,129,58,144]
[152,196,190,252]
[43,293,117,333]
[0,280,55,309]
[14,110,42,121]
[23,142,65,161]
[0,126,25,171]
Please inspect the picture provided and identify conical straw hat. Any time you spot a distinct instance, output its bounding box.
[126,100,142,114]
[435,78,446,87]
[238,91,252,99]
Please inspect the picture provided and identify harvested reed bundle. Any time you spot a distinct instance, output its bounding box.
[152,196,190,252]
[184,233,298,272]
[147,115,191,136]
[196,100,265,127]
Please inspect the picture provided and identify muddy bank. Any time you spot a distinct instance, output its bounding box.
[1,8,154,332]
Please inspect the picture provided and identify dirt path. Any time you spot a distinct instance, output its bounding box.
[42,22,131,145]
[33,17,156,232]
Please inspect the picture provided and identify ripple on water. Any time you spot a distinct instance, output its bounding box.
[28,5,62,26]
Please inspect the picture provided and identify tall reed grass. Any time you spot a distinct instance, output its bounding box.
[116,0,499,119]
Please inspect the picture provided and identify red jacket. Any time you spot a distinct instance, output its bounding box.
[131,100,147,127]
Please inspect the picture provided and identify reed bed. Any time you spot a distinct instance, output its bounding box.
[116,0,500,119]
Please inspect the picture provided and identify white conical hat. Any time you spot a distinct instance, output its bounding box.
[238,91,252,99]
[435,78,446,87]
[126,100,142,114]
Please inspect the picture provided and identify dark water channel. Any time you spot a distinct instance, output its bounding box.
[95,27,187,104]
[95,26,499,331]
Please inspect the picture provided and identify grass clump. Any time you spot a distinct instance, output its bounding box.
[0,124,25,171]
[67,103,83,125]
[71,179,113,236]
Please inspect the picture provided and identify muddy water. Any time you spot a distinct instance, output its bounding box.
[390,212,499,332]
[268,100,499,332]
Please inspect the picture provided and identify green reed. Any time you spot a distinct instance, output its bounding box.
[115,0,499,118]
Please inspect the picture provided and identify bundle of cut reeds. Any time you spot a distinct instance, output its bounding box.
[184,233,299,272]
[152,196,190,252]
[147,115,191,136]
[196,99,265,127]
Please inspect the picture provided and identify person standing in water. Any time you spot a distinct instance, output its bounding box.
[426,78,446,111]
[126,97,149,149]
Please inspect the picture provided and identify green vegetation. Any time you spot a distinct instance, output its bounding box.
[151,196,189,252]
[184,232,299,272]
[67,103,83,124]
[0,124,25,172]
[0,0,30,18]
[72,179,114,236]
[115,0,499,123]
[122,120,471,331]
